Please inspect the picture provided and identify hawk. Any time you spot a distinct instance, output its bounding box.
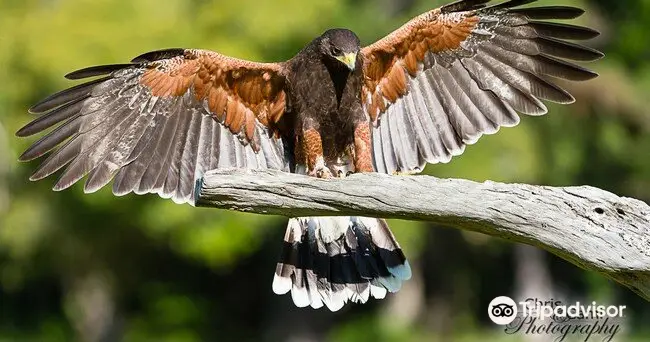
[17,0,601,311]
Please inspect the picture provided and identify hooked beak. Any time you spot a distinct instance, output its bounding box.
[335,52,358,71]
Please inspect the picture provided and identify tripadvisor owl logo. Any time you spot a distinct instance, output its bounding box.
[488,296,518,325]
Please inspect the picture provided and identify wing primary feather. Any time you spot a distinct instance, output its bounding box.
[77,100,129,138]
[53,95,144,192]
[29,77,111,114]
[65,64,135,80]
[537,54,599,80]
[489,0,537,10]
[490,35,603,62]
[479,43,598,81]
[509,6,585,20]
[529,22,600,40]
[74,88,143,150]
[535,37,604,61]
[461,55,546,115]
[130,48,186,63]
[442,0,491,13]
[84,94,161,193]
[19,114,81,161]
[17,97,86,137]
[434,64,491,144]
[476,47,574,105]
[446,61,505,133]
[29,137,82,181]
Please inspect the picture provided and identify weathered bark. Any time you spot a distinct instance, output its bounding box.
[196,169,650,301]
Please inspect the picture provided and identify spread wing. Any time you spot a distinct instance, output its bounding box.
[18,48,290,204]
[361,0,602,174]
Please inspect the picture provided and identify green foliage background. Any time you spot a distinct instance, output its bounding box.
[0,0,648,341]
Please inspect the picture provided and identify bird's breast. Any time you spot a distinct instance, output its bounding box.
[288,57,366,172]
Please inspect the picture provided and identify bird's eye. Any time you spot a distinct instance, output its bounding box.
[331,47,342,55]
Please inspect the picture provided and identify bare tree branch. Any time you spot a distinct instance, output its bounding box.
[196,169,650,301]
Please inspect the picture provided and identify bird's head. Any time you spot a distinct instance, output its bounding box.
[319,29,361,71]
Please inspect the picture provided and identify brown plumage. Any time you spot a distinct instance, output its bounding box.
[17,0,602,311]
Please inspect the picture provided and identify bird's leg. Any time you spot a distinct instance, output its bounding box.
[353,120,374,173]
[302,128,332,179]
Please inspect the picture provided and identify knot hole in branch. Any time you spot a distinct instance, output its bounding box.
[593,206,626,217]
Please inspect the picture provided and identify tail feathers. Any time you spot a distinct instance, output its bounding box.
[273,216,411,311]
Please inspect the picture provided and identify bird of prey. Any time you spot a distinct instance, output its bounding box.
[17,0,601,311]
